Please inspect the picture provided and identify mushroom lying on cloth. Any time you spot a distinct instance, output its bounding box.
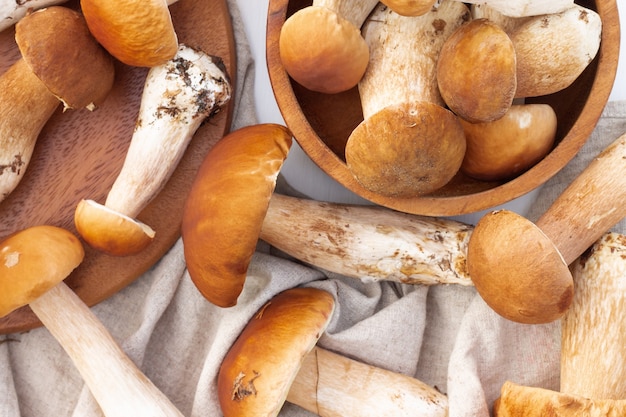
[0,6,114,202]
[75,44,231,256]
[218,287,448,417]
[0,226,184,417]
[494,232,626,416]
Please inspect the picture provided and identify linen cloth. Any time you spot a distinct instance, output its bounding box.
[1,1,626,416]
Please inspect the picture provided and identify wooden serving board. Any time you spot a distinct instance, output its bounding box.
[0,0,236,334]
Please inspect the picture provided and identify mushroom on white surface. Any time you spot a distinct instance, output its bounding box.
[0,0,68,32]
[494,232,626,415]
[218,287,448,417]
[344,2,469,198]
[75,44,231,256]
[278,0,379,93]
[0,225,184,417]
[0,6,114,202]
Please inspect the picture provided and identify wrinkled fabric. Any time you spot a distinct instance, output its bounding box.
[1,1,625,416]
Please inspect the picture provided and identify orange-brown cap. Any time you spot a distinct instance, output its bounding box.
[218,287,335,417]
[15,6,115,110]
[0,225,84,317]
[74,199,155,257]
[80,0,178,67]
[182,124,292,307]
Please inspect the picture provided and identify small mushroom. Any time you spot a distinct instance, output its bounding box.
[437,18,517,123]
[467,133,626,323]
[278,0,379,93]
[75,44,231,256]
[494,232,626,415]
[0,225,184,417]
[218,287,448,417]
[344,2,469,197]
[510,4,602,98]
[80,0,179,67]
[0,6,114,202]
[0,0,68,32]
[459,103,557,181]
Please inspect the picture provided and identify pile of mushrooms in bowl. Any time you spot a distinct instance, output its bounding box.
[266,0,620,217]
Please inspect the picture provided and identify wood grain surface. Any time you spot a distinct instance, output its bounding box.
[0,0,236,334]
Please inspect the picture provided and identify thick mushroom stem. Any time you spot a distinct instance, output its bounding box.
[30,282,184,417]
[311,0,378,27]
[459,0,573,17]
[288,346,448,417]
[0,0,68,32]
[75,44,231,256]
[0,59,59,201]
[261,194,472,286]
[344,2,469,197]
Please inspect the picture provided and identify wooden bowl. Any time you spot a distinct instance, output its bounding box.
[266,0,620,216]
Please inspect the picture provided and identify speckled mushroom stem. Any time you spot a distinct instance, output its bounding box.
[29,282,184,417]
[0,0,68,31]
[288,346,448,417]
[260,194,473,286]
[313,0,379,27]
[105,44,231,218]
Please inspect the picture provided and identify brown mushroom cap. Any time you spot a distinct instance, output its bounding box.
[494,381,626,416]
[437,18,516,123]
[74,199,155,257]
[278,6,369,94]
[218,287,335,417]
[80,0,178,67]
[380,0,437,16]
[467,210,573,324]
[345,101,466,198]
[181,124,292,308]
[15,6,115,109]
[0,225,84,317]
[460,103,557,181]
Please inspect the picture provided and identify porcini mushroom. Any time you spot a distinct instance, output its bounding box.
[436,18,517,123]
[278,0,379,94]
[80,0,179,67]
[0,6,114,202]
[344,2,469,197]
[75,44,231,256]
[467,133,626,324]
[218,287,448,417]
[459,0,574,18]
[493,232,626,415]
[459,103,557,181]
[0,0,68,32]
[0,225,184,416]
[379,0,437,17]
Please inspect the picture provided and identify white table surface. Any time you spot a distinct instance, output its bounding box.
[235,0,626,224]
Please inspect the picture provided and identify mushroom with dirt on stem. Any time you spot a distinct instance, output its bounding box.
[494,231,626,415]
[74,44,231,257]
[0,225,184,417]
[218,286,449,417]
[0,6,114,203]
[278,0,379,94]
[467,132,626,324]
[344,2,469,198]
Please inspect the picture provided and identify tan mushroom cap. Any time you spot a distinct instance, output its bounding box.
[218,287,335,417]
[181,124,292,308]
[437,18,516,123]
[15,6,115,110]
[80,0,178,67]
[467,210,573,324]
[279,6,369,94]
[345,101,466,198]
[494,381,626,416]
[0,225,84,317]
[74,199,155,257]
[460,103,557,181]
[379,0,437,16]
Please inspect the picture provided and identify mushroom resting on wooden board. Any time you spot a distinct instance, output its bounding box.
[494,232,626,416]
[0,226,184,417]
[0,0,235,335]
[218,287,448,417]
[468,132,626,324]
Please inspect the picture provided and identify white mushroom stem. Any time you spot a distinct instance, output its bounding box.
[105,44,231,218]
[561,232,626,399]
[0,0,68,32]
[312,0,379,28]
[459,0,574,18]
[29,281,183,417]
[288,346,448,417]
[260,194,473,286]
